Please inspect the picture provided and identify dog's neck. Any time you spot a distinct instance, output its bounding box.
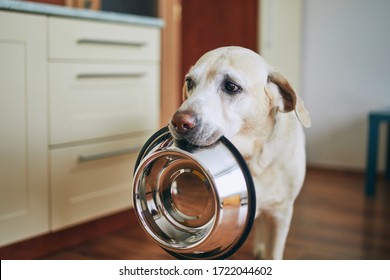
[232,110,297,177]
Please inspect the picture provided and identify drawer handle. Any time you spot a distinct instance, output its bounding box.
[77,72,145,79]
[77,38,147,47]
[78,146,141,162]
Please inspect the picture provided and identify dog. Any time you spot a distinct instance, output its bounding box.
[168,46,311,259]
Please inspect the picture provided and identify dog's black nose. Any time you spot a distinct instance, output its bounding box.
[171,111,197,134]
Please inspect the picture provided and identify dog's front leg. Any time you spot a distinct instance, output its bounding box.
[253,211,275,260]
[253,205,293,260]
[270,205,294,259]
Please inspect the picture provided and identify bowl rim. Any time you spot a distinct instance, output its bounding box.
[133,126,256,260]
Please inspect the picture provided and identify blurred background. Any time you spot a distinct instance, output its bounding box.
[1,0,389,259]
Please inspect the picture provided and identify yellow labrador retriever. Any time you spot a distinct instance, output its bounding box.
[168,46,311,259]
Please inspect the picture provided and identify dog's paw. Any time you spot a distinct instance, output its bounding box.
[253,244,266,260]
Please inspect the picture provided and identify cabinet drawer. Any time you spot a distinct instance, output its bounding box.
[50,137,145,230]
[49,17,160,61]
[49,62,160,145]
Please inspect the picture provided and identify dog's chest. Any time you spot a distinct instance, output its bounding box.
[246,154,304,213]
[251,166,291,210]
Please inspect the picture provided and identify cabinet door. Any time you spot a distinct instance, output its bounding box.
[49,62,160,145]
[0,12,48,246]
[49,17,160,61]
[50,137,145,230]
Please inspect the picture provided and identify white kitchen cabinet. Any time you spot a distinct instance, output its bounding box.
[0,9,161,246]
[50,136,147,230]
[48,17,161,230]
[49,17,160,61]
[49,62,160,145]
[0,12,49,246]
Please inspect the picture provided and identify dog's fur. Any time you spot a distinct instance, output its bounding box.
[168,46,311,259]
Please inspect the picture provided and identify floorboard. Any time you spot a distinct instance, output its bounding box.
[38,168,390,260]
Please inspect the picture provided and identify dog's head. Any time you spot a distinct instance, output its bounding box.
[169,46,311,147]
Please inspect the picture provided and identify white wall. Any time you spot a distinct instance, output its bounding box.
[302,0,390,170]
[260,0,303,91]
[260,0,390,171]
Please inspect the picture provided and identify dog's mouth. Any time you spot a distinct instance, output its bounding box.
[168,122,224,147]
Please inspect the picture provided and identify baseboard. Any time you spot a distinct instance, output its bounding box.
[0,208,137,260]
[307,164,365,175]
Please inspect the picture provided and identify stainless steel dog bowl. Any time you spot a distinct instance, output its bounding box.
[132,126,256,259]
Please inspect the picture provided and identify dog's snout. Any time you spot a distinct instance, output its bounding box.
[171,111,197,134]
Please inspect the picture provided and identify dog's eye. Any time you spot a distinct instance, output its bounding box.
[185,78,194,90]
[223,80,241,94]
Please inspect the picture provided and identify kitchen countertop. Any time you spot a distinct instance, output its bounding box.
[0,0,164,27]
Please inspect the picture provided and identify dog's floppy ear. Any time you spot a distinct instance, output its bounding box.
[267,70,311,128]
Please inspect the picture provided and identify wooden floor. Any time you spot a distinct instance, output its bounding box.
[40,168,390,260]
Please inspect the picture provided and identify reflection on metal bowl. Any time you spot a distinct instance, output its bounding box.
[132,126,256,259]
